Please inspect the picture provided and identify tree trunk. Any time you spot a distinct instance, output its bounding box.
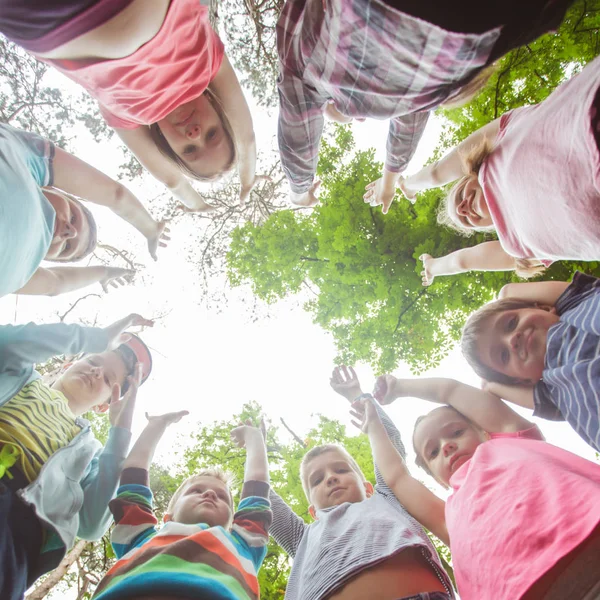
[26,540,89,600]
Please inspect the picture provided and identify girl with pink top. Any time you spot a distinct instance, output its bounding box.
[0,0,261,211]
[351,375,600,599]
[366,53,600,286]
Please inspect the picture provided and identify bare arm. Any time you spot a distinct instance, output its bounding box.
[483,381,535,411]
[16,266,133,296]
[420,242,516,286]
[376,376,533,434]
[353,400,449,545]
[401,118,501,198]
[114,127,213,211]
[231,423,269,484]
[499,281,570,306]
[51,148,161,240]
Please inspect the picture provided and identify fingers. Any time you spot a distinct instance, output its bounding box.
[111,383,121,405]
[382,194,393,215]
[372,375,387,402]
[128,314,154,328]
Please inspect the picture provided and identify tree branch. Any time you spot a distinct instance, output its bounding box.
[280,417,307,447]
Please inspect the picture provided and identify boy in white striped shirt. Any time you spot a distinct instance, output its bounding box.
[269,366,454,600]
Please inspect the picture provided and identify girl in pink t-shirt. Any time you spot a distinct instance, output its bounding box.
[368,54,600,287]
[351,375,600,600]
[0,0,262,212]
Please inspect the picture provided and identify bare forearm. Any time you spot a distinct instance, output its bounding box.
[237,135,257,191]
[244,436,269,483]
[112,184,159,239]
[124,423,168,471]
[485,382,535,410]
[368,421,410,490]
[18,266,110,296]
[430,243,516,277]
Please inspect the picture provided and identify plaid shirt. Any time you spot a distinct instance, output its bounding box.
[276,0,501,193]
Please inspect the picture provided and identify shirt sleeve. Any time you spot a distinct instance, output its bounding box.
[555,271,600,316]
[8,126,56,187]
[533,381,566,421]
[277,69,327,194]
[0,322,109,376]
[385,111,430,174]
[268,487,308,558]
[370,398,407,493]
[108,469,158,558]
[77,426,132,541]
[489,424,545,441]
[232,484,273,571]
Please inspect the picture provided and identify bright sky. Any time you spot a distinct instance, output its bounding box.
[4,54,598,599]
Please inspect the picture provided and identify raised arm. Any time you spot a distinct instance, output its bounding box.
[374,376,532,434]
[16,266,134,296]
[499,280,570,306]
[230,419,269,484]
[352,399,449,546]
[113,127,213,212]
[399,117,501,199]
[419,242,516,286]
[268,488,308,558]
[277,70,326,205]
[51,149,170,259]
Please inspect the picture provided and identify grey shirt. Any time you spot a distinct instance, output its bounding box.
[269,401,454,600]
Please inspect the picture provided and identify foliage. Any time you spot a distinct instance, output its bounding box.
[226,2,600,373]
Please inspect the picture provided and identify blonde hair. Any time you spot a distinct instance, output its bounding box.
[461,297,541,385]
[167,468,236,519]
[300,444,366,500]
[148,88,237,182]
[441,65,497,110]
[438,136,546,280]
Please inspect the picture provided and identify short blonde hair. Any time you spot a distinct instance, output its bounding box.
[167,468,236,517]
[300,444,366,500]
[461,297,541,385]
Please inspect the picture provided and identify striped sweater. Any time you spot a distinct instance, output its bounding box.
[269,400,454,600]
[93,472,272,600]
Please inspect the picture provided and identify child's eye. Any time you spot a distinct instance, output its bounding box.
[506,316,518,332]
[336,467,349,473]
[206,127,217,142]
[452,429,464,437]
[70,213,76,225]
[312,477,323,486]
[429,448,439,459]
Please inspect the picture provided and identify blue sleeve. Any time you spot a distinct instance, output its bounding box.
[5,125,55,187]
[232,494,273,571]
[533,382,565,421]
[77,426,132,541]
[0,322,109,376]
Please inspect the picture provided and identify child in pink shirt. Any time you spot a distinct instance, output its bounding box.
[0,0,262,212]
[351,374,600,600]
[378,53,600,286]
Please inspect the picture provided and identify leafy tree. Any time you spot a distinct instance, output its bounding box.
[226,2,600,373]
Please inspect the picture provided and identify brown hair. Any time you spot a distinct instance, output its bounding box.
[148,88,237,182]
[167,468,236,526]
[461,297,541,384]
[300,444,366,500]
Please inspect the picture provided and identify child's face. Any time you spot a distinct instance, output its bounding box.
[58,351,129,412]
[44,190,92,261]
[306,450,371,512]
[414,408,485,487]
[157,95,234,179]
[475,306,559,383]
[169,476,232,527]
[450,177,493,230]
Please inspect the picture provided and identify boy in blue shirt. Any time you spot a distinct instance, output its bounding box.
[0,313,153,599]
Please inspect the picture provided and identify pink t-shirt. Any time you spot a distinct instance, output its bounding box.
[43,0,224,128]
[480,55,600,263]
[446,426,600,600]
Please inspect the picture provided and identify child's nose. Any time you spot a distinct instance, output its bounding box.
[510,331,521,351]
[443,442,456,457]
[185,124,202,140]
[60,222,76,240]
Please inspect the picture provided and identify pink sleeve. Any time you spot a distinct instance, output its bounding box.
[490,425,544,441]
[98,103,140,130]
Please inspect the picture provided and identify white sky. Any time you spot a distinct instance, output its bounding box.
[4,60,598,598]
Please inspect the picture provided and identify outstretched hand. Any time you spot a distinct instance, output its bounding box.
[144,410,189,428]
[289,180,321,207]
[100,267,135,293]
[372,374,401,405]
[419,254,436,287]
[103,313,154,351]
[397,177,417,203]
[330,366,363,403]
[147,219,171,261]
[231,418,266,448]
[363,176,396,214]
[349,397,382,435]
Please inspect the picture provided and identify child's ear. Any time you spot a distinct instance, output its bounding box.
[535,303,555,313]
[308,505,318,520]
[363,481,374,498]
[163,513,172,523]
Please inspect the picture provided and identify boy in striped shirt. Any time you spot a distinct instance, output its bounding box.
[92,415,272,600]
[462,272,600,453]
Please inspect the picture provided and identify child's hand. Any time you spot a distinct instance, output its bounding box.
[103,314,154,350]
[373,374,402,405]
[397,177,417,204]
[144,410,189,428]
[100,267,135,293]
[231,418,266,448]
[146,219,171,261]
[419,254,436,287]
[109,363,142,430]
[363,176,396,214]
[330,366,363,403]
[350,397,383,435]
[289,180,321,207]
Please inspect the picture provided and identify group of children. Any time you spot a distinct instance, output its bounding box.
[2,0,600,599]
